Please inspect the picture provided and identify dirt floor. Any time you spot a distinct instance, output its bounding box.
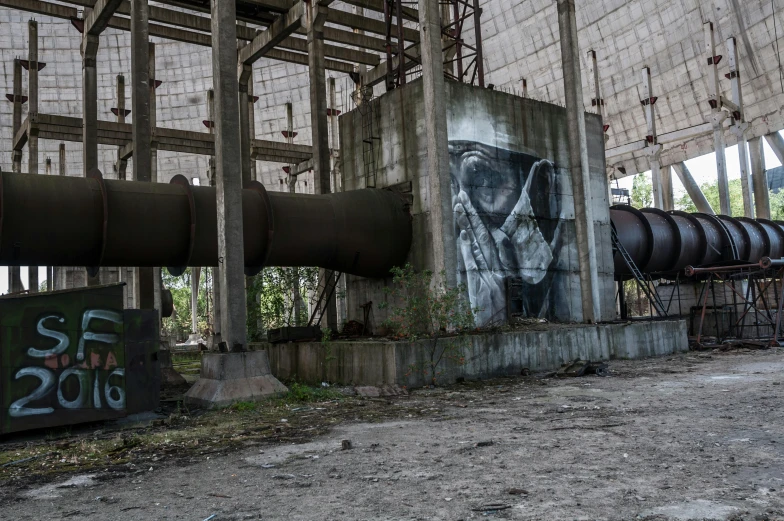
[1,348,784,521]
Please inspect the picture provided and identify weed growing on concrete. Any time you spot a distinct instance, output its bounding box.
[380,264,476,386]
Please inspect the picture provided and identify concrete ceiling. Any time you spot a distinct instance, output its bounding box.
[479,0,784,179]
[1,0,783,187]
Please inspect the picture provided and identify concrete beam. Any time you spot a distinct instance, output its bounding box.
[325,9,419,41]
[419,0,456,294]
[84,0,124,35]
[749,136,770,219]
[238,0,303,64]
[672,162,715,215]
[764,132,784,166]
[212,0,248,348]
[558,0,601,323]
[341,0,418,21]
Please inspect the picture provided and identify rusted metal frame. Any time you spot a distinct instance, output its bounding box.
[695,273,714,345]
[733,272,763,334]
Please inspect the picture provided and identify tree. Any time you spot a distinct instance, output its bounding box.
[631,174,653,209]
[675,178,784,219]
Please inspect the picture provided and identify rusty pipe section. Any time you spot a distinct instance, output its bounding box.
[611,204,784,278]
[0,170,412,279]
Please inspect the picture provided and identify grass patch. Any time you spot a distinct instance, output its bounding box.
[285,382,344,403]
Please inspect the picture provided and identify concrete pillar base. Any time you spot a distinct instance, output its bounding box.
[184,351,287,408]
[158,348,187,387]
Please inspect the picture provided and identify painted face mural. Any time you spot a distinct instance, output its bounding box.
[450,141,562,326]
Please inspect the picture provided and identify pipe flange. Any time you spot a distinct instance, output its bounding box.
[640,207,682,274]
[669,210,708,262]
[86,168,108,277]
[610,204,654,271]
[245,180,274,276]
[167,175,196,276]
[737,216,770,259]
[717,215,751,260]
[695,213,738,262]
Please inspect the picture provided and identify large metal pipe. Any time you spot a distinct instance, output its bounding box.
[611,204,784,278]
[0,170,412,279]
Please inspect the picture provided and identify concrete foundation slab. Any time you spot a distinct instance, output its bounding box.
[184,351,288,408]
[257,320,688,389]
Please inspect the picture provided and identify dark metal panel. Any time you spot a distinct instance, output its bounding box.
[718,216,751,261]
[668,211,707,272]
[0,285,126,435]
[610,206,653,275]
[640,208,680,273]
[736,217,769,261]
[123,310,160,416]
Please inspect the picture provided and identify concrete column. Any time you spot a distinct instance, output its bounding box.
[211,0,247,350]
[557,0,601,323]
[46,157,53,292]
[307,2,337,329]
[54,144,66,290]
[284,103,304,325]
[26,22,39,294]
[419,0,458,290]
[206,88,221,343]
[129,0,155,310]
[11,58,22,173]
[248,79,257,182]
[238,63,253,188]
[672,162,715,215]
[115,74,129,179]
[307,4,331,195]
[81,34,99,174]
[189,266,202,343]
[328,77,341,193]
[9,60,22,291]
[59,143,66,175]
[735,130,754,218]
[284,103,304,326]
[148,41,163,324]
[8,61,22,293]
[661,165,674,211]
[749,136,770,219]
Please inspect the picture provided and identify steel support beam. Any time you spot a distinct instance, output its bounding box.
[558,0,600,323]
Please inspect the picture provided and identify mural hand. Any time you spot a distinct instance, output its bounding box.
[458,230,506,326]
[458,191,499,270]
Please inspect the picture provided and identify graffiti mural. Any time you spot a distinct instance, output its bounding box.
[450,141,565,326]
[0,285,157,435]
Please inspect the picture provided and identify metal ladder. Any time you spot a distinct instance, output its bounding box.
[612,226,667,317]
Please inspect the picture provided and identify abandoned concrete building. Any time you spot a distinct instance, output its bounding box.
[1,0,784,519]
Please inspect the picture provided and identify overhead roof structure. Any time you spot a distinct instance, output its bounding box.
[1,0,783,186]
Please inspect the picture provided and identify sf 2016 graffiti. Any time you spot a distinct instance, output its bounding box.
[9,309,125,418]
[1,285,128,434]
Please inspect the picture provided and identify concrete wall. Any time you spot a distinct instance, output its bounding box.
[340,79,614,328]
[258,319,689,389]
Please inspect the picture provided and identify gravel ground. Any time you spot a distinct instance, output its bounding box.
[1,348,783,521]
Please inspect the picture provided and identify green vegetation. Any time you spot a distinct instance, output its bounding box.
[629,172,784,219]
[380,264,475,386]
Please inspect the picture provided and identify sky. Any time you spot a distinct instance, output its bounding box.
[1,133,782,296]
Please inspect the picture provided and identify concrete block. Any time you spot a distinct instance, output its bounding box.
[184,351,288,408]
